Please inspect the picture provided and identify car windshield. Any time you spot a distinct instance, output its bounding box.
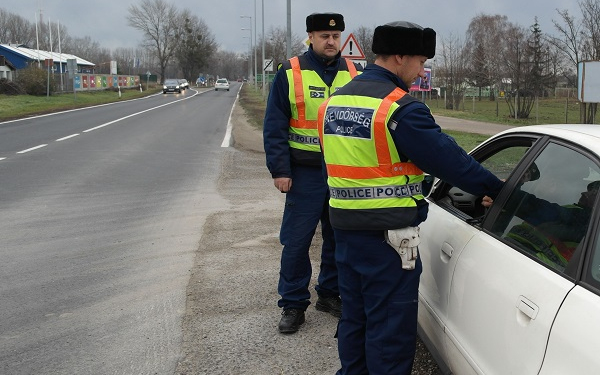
[217,79,227,83]
[165,80,178,84]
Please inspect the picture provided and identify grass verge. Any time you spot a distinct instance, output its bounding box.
[238,84,490,150]
[0,87,163,122]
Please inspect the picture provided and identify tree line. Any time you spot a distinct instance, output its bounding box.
[350,1,600,122]
[2,0,600,122]
[0,0,306,86]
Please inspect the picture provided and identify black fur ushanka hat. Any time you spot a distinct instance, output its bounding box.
[306,13,345,32]
[372,21,436,58]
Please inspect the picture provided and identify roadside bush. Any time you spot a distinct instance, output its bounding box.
[0,78,25,95]
[16,66,56,96]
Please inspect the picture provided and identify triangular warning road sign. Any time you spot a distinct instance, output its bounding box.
[341,33,365,59]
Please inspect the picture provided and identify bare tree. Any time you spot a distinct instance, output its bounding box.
[580,0,600,60]
[128,0,181,83]
[503,19,556,119]
[175,11,217,82]
[0,9,35,46]
[112,47,137,75]
[262,26,304,68]
[551,0,600,123]
[464,14,511,101]
[352,25,375,63]
[66,36,104,63]
[503,23,530,118]
[437,33,469,110]
[206,50,244,81]
[549,9,582,86]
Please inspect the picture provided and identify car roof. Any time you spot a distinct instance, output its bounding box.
[491,124,600,155]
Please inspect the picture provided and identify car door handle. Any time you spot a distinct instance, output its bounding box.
[516,295,539,320]
[440,242,453,262]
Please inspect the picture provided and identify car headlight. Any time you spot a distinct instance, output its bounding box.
[163,85,167,89]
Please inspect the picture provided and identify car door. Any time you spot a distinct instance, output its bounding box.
[418,135,536,373]
[539,197,600,374]
[420,133,600,374]
[446,138,600,374]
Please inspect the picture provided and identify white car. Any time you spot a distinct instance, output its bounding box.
[418,124,600,375]
[214,78,230,91]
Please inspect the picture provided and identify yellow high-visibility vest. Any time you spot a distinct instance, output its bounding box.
[318,85,425,230]
[284,55,359,154]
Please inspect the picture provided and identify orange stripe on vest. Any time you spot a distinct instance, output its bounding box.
[290,57,359,130]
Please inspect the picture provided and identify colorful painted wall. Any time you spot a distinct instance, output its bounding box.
[73,74,140,91]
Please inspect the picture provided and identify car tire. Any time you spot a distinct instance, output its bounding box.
[163,91,167,94]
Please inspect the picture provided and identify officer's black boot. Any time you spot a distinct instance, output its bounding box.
[278,309,305,334]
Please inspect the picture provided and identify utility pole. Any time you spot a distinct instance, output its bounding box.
[286,0,291,59]
[261,0,266,97]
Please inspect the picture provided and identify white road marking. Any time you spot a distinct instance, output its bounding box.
[56,134,80,141]
[17,144,48,154]
[83,95,196,133]
[0,87,234,162]
[221,85,243,148]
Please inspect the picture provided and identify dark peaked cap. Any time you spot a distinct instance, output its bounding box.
[372,21,436,58]
[306,13,345,32]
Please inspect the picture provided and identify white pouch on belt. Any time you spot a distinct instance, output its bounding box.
[385,226,420,270]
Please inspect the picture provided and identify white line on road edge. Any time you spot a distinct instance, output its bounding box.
[56,134,80,141]
[17,144,48,154]
[0,157,6,161]
[221,86,243,148]
[221,102,236,148]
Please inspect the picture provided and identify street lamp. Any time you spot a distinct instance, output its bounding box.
[253,0,257,87]
[240,15,253,84]
[241,27,252,82]
[261,0,265,97]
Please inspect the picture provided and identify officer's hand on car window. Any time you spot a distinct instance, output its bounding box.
[274,177,292,193]
[482,196,494,208]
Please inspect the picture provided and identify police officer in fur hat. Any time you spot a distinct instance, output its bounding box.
[263,13,362,334]
[317,21,504,373]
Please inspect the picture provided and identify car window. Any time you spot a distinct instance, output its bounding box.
[489,142,600,273]
[480,146,530,180]
[430,137,534,219]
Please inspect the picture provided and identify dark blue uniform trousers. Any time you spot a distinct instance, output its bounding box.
[334,229,422,375]
[277,164,338,310]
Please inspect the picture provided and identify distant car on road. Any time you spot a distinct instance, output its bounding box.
[163,79,181,94]
[179,79,189,90]
[418,124,600,375]
[214,78,230,91]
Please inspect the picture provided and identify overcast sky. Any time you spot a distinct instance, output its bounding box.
[7,0,582,55]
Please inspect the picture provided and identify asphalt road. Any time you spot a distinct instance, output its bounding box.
[434,115,514,135]
[1,84,510,374]
[0,85,238,374]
